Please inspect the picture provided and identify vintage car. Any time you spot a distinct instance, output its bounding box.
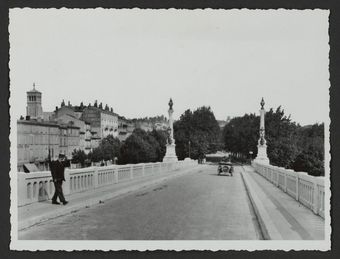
[217,161,234,176]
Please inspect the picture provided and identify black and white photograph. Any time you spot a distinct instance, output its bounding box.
[9,8,330,251]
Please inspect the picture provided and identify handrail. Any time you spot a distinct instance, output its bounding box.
[18,160,196,206]
[251,161,325,218]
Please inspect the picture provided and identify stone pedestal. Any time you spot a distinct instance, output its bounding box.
[163,143,178,162]
[254,144,270,164]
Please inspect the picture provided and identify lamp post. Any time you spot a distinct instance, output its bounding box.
[188,140,191,159]
[249,151,253,164]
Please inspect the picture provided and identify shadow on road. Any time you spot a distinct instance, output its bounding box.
[208,173,234,177]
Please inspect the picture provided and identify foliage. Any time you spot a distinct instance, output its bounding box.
[265,106,300,168]
[222,113,259,158]
[119,128,167,164]
[292,149,324,176]
[292,123,324,176]
[88,135,121,163]
[71,149,87,167]
[222,106,324,176]
[228,154,249,165]
[99,135,121,160]
[174,106,221,160]
[88,147,103,163]
[149,129,168,161]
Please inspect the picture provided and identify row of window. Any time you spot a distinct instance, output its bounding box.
[17,135,59,145]
[18,131,80,144]
[18,124,79,135]
[18,145,79,163]
[17,125,59,134]
[17,136,81,148]
[18,146,50,162]
[27,95,39,102]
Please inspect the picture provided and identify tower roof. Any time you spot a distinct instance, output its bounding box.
[27,83,41,94]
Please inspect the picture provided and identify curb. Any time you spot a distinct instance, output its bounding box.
[19,166,201,231]
[240,167,282,240]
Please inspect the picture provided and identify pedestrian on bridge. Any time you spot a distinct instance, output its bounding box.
[48,152,69,205]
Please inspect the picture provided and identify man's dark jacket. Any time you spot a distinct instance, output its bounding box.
[48,159,69,181]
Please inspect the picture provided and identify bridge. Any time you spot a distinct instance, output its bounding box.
[16,159,325,241]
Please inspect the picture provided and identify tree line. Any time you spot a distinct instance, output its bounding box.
[72,128,168,166]
[222,106,324,176]
[72,106,221,166]
[72,105,324,176]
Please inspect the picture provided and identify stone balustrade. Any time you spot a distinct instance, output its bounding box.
[252,161,325,218]
[18,160,196,207]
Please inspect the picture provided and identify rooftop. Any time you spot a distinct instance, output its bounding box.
[17,118,80,129]
[26,83,41,94]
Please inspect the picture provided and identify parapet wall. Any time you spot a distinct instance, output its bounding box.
[18,160,197,207]
[251,161,325,218]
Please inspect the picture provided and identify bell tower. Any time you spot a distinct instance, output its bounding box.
[26,83,43,119]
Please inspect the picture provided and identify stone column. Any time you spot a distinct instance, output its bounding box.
[168,106,176,144]
[163,98,178,162]
[254,97,270,164]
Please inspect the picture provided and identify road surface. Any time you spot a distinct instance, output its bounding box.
[19,165,262,240]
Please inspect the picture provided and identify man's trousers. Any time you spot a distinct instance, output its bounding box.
[52,180,66,203]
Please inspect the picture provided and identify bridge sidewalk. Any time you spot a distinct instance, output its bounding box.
[18,165,202,231]
[241,166,325,240]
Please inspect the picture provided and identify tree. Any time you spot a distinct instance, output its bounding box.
[265,106,300,168]
[119,132,155,164]
[173,109,193,160]
[149,129,168,161]
[222,113,259,158]
[119,128,165,164]
[174,106,221,160]
[88,135,121,163]
[292,148,324,176]
[99,135,121,161]
[292,123,324,176]
[71,149,87,167]
[88,147,103,163]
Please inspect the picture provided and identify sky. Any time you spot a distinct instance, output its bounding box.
[9,9,329,125]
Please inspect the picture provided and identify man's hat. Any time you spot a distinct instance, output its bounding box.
[58,153,66,159]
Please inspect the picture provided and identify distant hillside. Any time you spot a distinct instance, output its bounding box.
[130,115,168,124]
[128,115,169,132]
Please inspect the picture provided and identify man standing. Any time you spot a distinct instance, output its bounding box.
[48,152,69,205]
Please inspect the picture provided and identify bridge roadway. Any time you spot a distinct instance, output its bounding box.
[19,165,262,240]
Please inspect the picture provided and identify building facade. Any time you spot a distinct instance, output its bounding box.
[58,124,81,159]
[18,85,173,171]
[17,86,81,172]
[118,116,135,142]
[81,103,119,140]
[17,119,80,172]
[55,113,93,154]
